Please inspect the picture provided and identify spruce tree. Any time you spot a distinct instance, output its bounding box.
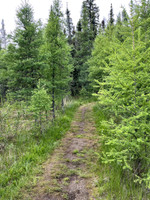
[86,0,99,39]
[44,0,72,119]
[72,0,99,96]
[101,19,106,31]
[66,7,74,45]
[7,1,42,100]
[110,4,115,26]
[105,4,115,40]
[71,20,82,96]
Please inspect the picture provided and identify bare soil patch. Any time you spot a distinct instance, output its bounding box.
[26,103,100,200]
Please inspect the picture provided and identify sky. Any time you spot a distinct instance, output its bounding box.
[0,0,131,34]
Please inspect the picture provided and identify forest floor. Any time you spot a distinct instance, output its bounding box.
[24,103,101,200]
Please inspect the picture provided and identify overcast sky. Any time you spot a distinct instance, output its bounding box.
[0,0,131,34]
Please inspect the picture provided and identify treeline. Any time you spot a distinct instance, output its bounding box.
[0,0,72,120]
[0,0,100,117]
[0,0,150,189]
[90,0,150,188]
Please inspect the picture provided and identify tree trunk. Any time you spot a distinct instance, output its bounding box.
[62,97,64,114]
[52,67,55,120]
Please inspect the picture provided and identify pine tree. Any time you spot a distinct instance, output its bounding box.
[44,0,72,119]
[7,1,42,100]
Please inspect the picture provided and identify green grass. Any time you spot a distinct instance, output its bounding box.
[0,100,81,200]
[93,103,150,200]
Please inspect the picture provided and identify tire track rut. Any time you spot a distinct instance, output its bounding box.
[28,103,99,200]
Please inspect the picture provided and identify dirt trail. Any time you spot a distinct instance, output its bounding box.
[27,103,100,200]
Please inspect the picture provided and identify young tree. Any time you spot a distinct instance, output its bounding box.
[88,33,112,93]
[105,4,115,41]
[44,0,72,119]
[29,83,51,134]
[122,8,129,23]
[92,0,150,185]
[139,0,150,44]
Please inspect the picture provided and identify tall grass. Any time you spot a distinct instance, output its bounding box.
[93,104,150,200]
[0,100,80,200]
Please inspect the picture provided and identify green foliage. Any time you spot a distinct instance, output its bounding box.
[109,3,115,25]
[0,100,80,200]
[98,37,150,185]
[71,0,99,96]
[29,83,51,133]
[66,7,74,45]
[0,50,8,99]
[43,0,72,118]
[93,104,150,199]
[88,34,112,92]
[29,84,51,117]
[90,0,150,188]
[6,1,43,100]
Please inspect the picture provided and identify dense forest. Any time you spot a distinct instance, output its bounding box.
[0,0,150,199]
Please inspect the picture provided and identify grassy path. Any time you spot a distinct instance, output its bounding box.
[25,103,100,200]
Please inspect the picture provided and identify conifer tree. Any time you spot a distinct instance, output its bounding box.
[97,36,150,183]
[91,0,150,185]
[88,33,112,92]
[44,0,72,119]
[139,0,150,44]
[72,0,99,96]
[110,4,115,26]
[114,10,130,42]
[71,20,82,96]
[86,0,99,39]
[122,8,129,23]
[0,50,8,99]
[101,19,106,31]
[105,4,115,40]
[7,1,42,100]
[66,7,74,45]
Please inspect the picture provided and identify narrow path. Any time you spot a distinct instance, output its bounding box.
[27,103,100,200]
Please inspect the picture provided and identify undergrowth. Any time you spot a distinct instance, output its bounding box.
[93,103,150,200]
[0,100,80,200]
